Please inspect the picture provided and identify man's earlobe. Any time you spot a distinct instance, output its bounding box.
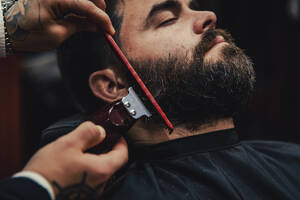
[89,68,128,103]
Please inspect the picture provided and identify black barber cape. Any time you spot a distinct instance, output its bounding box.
[42,115,300,200]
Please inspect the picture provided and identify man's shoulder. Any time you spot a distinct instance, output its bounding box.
[102,163,174,200]
[40,113,86,147]
[240,139,300,171]
[241,139,300,155]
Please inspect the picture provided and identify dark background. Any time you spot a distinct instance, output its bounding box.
[21,0,300,162]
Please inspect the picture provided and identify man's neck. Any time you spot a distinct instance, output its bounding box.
[127,118,235,147]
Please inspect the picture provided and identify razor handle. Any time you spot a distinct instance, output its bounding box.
[87,101,135,153]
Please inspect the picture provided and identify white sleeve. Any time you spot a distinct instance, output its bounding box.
[0,3,6,58]
[13,171,56,200]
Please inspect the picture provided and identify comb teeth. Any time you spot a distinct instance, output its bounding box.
[104,33,174,131]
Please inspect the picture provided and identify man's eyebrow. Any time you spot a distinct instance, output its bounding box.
[149,0,181,17]
[144,0,181,28]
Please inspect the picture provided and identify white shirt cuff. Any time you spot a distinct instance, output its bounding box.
[13,171,55,200]
[0,4,6,58]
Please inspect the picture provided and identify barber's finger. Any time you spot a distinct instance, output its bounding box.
[93,137,128,171]
[69,121,106,151]
[90,0,106,11]
[55,0,115,34]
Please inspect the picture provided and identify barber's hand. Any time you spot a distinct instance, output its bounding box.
[4,0,114,52]
[23,121,128,197]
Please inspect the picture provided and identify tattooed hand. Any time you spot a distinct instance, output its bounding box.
[4,0,114,52]
[23,121,128,198]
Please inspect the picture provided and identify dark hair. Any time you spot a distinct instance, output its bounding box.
[57,0,123,113]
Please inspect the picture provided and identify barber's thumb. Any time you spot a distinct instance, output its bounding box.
[71,121,106,151]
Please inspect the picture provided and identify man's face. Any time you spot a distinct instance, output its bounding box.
[114,0,255,127]
[119,0,218,61]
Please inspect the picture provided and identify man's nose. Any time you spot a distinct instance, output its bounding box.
[193,11,217,34]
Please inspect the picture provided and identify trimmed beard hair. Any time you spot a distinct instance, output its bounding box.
[129,29,256,130]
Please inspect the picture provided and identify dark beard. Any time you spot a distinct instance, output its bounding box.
[129,29,256,129]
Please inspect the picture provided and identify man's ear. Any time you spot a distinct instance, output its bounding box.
[89,68,128,103]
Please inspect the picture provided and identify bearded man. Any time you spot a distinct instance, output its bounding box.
[42,0,300,199]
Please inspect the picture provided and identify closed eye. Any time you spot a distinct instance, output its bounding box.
[158,18,178,27]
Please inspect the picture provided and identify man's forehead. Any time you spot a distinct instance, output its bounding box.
[118,0,193,49]
[123,0,190,5]
[121,0,191,16]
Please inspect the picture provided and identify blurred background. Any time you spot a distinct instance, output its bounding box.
[0,0,299,179]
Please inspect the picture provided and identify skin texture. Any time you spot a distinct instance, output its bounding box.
[118,0,217,61]
[4,0,115,52]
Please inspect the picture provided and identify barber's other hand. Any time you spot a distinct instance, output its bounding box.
[4,0,114,52]
[23,121,128,197]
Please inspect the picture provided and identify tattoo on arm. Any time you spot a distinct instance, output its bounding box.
[4,0,30,41]
[4,0,43,43]
[52,172,105,200]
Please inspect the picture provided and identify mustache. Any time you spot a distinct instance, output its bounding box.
[194,29,234,60]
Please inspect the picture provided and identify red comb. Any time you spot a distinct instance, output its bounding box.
[104,33,174,131]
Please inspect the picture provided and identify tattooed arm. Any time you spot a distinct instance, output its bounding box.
[4,0,115,52]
